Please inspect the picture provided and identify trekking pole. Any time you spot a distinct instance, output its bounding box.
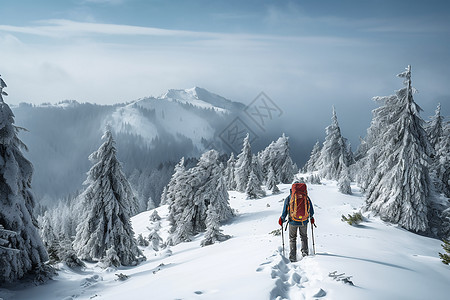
[311,222,317,255]
[281,223,285,257]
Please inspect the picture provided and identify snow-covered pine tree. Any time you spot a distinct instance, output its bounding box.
[160,185,168,205]
[234,133,253,192]
[136,234,149,247]
[0,79,49,283]
[316,107,354,181]
[38,212,58,251]
[149,210,161,222]
[246,169,266,199]
[37,212,60,263]
[266,165,279,191]
[201,202,231,247]
[167,150,233,246]
[224,152,237,190]
[147,196,156,210]
[259,134,296,184]
[252,154,264,184]
[364,66,433,232]
[73,129,145,266]
[148,229,163,251]
[166,157,187,232]
[276,134,296,183]
[338,163,352,195]
[426,103,444,151]
[429,114,449,197]
[304,140,321,173]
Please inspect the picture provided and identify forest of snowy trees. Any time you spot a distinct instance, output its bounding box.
[304,66,450,239]
[0,65,448,283]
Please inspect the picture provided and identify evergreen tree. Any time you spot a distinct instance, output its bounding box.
[252,154,264,184]
[73,130,145,266]
[304,140,321,173]
[149,210,161,222]
[439,239,450,265]
[148,229,163,251]
[136,234,149,247]
[364,66,432,232]
[167,150,233,246]
[224,153,237,190]
[0,78,48,283]
[266,165,279,191]
[430,120,450,197]
[426,103,444,150]
[234,134,253,192]
[338,164,352,195]
[316,107,354,181]
[166,157,187,231]
[259,134,296,184]
[246,169,266,199]
[201,203,231,247]
[160,185,168,205]
[147,196,155,210]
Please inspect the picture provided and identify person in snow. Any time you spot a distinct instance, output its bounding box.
[279,182,315,262]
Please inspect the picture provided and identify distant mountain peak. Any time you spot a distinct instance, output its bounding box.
[159,87,244,112]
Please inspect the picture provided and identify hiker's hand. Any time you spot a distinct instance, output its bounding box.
[310,217,315,224]
[278,217,283,226]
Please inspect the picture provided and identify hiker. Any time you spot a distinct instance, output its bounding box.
[278,182,315,262]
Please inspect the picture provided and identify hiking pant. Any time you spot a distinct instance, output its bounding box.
[289,223,308,261]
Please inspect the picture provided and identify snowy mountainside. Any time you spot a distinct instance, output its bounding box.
[161,87,245,112]
[11,87,244,202]
[3,178,448,300]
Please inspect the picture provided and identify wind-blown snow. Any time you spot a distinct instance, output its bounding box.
[1,178,448,299]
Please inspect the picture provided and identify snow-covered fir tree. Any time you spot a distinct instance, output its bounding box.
[136,234,149,247]
[73,129,145,266]
[434,121,449,197]
[201,203,231,247]
[246,169,266,199]
[224,152,237,190]
[316,107,354,181]
[38,212,58,251]
[147,196,156,210]
[426,103,444,151]
[428,107,449,197]
[266,165,279,192]
[166,157,187,231]
[160,185,168,205]
[167,150,233,246]
[0,79,48,283]
[148,229,163,251]
[149,210,161,222]
[234,133,253,192]
[252,154,264,183]
[259,134,296,184]
[363,66,433,232]
[304,140,321,173]
[338,164,352,195]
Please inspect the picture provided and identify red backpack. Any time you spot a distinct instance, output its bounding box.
[289,183,310,222]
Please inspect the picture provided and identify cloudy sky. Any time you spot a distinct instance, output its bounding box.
[1,0,449,147]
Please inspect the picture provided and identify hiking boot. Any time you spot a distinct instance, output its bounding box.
[301,251,308,257]
[289,256,297,263]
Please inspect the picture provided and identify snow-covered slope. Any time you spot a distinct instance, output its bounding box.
[161,87,245,112]
[105,86,243,146]
[3,177,448,300]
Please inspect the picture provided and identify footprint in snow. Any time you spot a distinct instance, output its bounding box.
[256,248,324,300]
[80,275,103,288]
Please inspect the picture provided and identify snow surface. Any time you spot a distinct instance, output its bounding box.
[1,179,449,300]
[104,87,232,147]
